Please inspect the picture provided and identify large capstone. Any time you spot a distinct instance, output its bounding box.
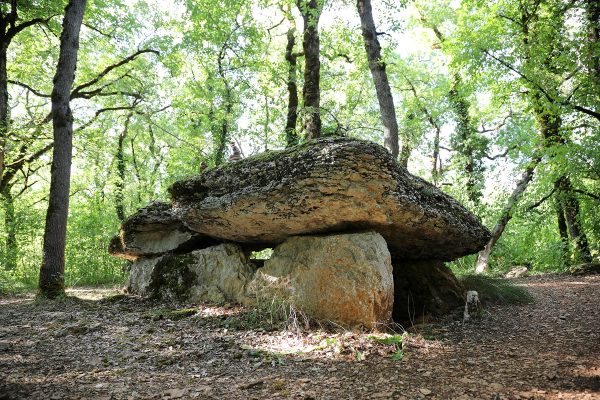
[127,243,255,304]
[246,232,394,328]
[109,201,219,260]
[169,137,490,261]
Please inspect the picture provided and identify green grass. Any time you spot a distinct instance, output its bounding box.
[459,274,534,305]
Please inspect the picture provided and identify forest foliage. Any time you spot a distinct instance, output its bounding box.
[0,0,598,292]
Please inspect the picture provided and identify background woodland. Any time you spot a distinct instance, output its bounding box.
[0,0,598,292]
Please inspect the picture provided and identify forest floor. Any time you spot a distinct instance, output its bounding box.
[0,274,599,400]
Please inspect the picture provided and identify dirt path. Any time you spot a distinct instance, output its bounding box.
[1,274,599,399]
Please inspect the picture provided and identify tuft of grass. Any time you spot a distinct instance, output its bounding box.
[369,334,405,361]
[459,275,534,305]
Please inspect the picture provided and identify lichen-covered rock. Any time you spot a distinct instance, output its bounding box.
[392,259,464,321]
[169,137,490,261]
[246,232,394,328]
[109,201,219,260]
[127,243,255,303]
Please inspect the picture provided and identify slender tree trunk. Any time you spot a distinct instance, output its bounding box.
[587,0,600,89]
[298,0,322,140]
[130,138,143,203]
[2,186,16,270]
[535,102,592,263]
[214,47,232,166]
[263,95,270,150]
[404,75,441,183]
[556,176,593,263]
[115,114,132,222]
[475,157,541,274]
[285,27,299,147]
[554,196,569,263]
[39,0,87,298]
[214,97,231,166]
[399,142,411,169]
[0,44,7,186]
[356,0,399,159]
[448,77,481,203]
[431,125,441,186]
[420,17,482,197]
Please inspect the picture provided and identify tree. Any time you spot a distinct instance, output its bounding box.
[38,0,87,298]
[356,0,399,159]
[475,156,541,273]
[454,0,598,269]
[0,2,58,187]
[284,26,300,147]
[297,0,324,140]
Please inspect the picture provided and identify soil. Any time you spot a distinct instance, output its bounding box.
[1,274,599,400]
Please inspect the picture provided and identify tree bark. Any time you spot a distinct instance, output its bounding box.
[399,142,411,168]
[475,157,541,274]
[356,0,399,159]
[420,16,482,198]
[535,101,592,264]
[587,0,600,90]
[0,44,7,187]
[556,176,593,263]
[285,27,299,147]
[115,114,132,222]
[431,124,441,186]
[554,196,569,263]
[448,77,482,203]
[214,44,232,166]
[39,0,87,299]
[297,0,322,140]
[2,185,16,270]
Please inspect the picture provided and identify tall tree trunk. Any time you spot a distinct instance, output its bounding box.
[535,102,592,263]
[356,0,399,159]
[298,0,322,140]
[431,124,441,186]
[2,185,16,270]
[115,114,132,222]
[399,142,411,168]
[554,197,569,264]
[214,45,232,166]
[556,176,593,263]
[39,0,87,299]
[285,27,299,147]
[420,16,482,197]
[0,44,7,187]
[587,0,600,90]
[214,97,231,166]
[475,157,541,274]
[448,77,481,203]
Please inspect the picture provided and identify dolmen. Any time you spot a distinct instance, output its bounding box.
[109,137,490,328]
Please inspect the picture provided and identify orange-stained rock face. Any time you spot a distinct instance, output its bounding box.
[246,231,394,328]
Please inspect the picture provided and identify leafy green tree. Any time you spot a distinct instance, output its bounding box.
[39,0,88,299]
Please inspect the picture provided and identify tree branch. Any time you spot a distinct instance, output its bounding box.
[526,187,556,210]
[8,79,50,97]
[6,15,55,42]
[484,145,517,160]
[71,49,159,99]
[484,50,600,121]
[573,189,600,201]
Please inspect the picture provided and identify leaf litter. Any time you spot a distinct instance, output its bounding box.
[0,274,598,399]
